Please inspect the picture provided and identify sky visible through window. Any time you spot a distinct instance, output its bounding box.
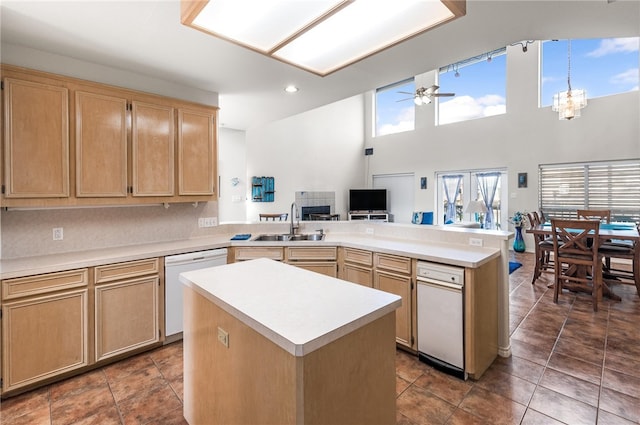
[541,37,639,106]
[375,37,639,135]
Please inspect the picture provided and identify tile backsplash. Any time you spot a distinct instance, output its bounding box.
[1,202,220,259]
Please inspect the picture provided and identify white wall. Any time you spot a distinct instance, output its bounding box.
[218,128,248,223]
[244,95,366,221]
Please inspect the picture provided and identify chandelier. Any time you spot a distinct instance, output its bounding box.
[552,39,587,120]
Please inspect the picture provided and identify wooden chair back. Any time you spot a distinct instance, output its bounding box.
[259,213,289,221]
[551,218,602,310]
[577,209,611,223]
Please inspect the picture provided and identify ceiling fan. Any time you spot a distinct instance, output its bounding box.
[398,85,455,105]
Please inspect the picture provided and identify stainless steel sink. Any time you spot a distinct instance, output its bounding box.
[253,233,324,242]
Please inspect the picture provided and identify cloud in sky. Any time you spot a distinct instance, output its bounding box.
[586,37,640,58]
[610,68,640,86]
[439,95,505,125]
[377,105,414,136]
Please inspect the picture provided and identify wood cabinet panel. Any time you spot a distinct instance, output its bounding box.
[95,276,159,362]
[343,263,373,287]
[178,108,216,195]
[291,262,337,277]
[2,269,88,300]
[343,248,373,267]
[374,270,412,347]
[286,246,337,261]
[2,289,88,392]
[94,258,159,284]
[131,101,175,196]
[233,247,284,261]
[75,91,128,197]
[3,78,69,198]
[374,253,412,275]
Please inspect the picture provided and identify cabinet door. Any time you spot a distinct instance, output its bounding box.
[289,262,338,277]
[132,101,175,196]
[95,276,159,362]
[3,78,69,198]
[177,108,216,195]
[2,290,88,392]
[343,263,373,287]
[75,91,128,197]
[374,270,412,347]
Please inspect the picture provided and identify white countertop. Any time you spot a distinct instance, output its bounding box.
[0,231,500,280]
[180,258,402,356]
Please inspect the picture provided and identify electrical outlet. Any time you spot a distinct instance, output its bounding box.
[217,327,229,348]
[365,227,374,235]
[469,237,483,247]
[198,218,205,228]
[53,227,64,241]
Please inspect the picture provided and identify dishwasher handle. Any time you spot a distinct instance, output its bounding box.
[417,277,463,291]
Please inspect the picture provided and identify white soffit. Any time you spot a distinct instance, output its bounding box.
[182,0,464,76]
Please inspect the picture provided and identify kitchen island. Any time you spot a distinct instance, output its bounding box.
[180,258,402,425]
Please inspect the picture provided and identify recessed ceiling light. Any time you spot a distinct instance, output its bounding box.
[284,85,299,93]
[181,0,466,77]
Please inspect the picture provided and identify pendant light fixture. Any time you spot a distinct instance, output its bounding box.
[552,39,587,120]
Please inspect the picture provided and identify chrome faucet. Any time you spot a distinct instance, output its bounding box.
[290,202,299,235]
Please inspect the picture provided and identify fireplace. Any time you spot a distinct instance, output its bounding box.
[301,205,330,221]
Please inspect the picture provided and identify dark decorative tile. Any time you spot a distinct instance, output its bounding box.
[529,386,597,425]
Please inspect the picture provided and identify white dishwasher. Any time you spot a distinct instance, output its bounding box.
[416,261,466,380]
[164,248,227,342]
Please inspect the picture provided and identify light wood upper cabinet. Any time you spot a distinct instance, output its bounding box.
[131,101,175,197]
[75,91,128,197]
[178,108,216,196]
[3,77,70,198]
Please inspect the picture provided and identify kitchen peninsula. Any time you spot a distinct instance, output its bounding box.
[180,258,401,425]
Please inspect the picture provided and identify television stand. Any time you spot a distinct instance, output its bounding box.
[348,211,389,222]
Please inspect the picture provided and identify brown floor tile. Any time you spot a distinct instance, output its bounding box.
[511,326,558,353]
[605,352,640,379]
[443,408,486,425]
[49,369,108,402]
[510,338,553,366]
[597,409,638,425]
[108,366,166,403]
[395,350,430,383]
[458,386,526,425]
[475,366,536,406]
[50,385,116,425]
[146,406,188,425]
[168,374,184,403]
[71,405,121,425]
[599,387,640,423]
[412,368,473,406]
[546,351,603,385]
[0,404,51,425]
[520,408,566,425]
[490,354,545,384]
[529,386,597,425]
[117,383,182,425]
[538,368,600,407]
[602,368,640,398]
[396,411,419,425]
[606,334,640,362]
[396,375,412,396]
[103,354,155,383]
[396,385,456,425]
[0,386,50,422]
[553,336,604,366]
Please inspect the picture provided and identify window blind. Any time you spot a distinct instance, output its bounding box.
[539,159,640,222]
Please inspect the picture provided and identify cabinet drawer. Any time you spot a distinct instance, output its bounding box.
[343,248,373,267]
[2,269,88,300]
[374,253,411,275]
[286,247,337,261]
[94,258,159,284]
[234,247,284,261]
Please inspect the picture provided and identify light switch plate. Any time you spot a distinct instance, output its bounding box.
[217,327,229,348]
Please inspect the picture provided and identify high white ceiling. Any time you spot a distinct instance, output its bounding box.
[1,1,638,130]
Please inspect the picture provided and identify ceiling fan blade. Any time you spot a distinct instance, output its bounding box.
[432,93,455,97]
[396,97,413,102]
[397,91,414,95]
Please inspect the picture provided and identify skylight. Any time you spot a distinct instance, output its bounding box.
[181,0,466,76]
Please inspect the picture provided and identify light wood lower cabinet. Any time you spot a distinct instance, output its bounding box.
[339,247,373,287]
[1,269,89,393]
[285,247,337,277]
[94,259,161,362]
[232,246,284,262]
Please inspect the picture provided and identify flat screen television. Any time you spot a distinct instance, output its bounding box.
[349,189,387,212]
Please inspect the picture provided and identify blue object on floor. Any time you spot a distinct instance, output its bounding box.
[509,261,522,274]
[230,234,252,240]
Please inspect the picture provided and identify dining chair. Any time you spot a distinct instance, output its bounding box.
[528,212,553,285]
[551,218,603,311]
[259,213,289,221]
[577,209,611,223]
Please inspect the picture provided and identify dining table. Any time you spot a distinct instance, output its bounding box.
[527,222,640,299]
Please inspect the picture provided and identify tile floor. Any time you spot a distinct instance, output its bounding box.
[1,252,639,425]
